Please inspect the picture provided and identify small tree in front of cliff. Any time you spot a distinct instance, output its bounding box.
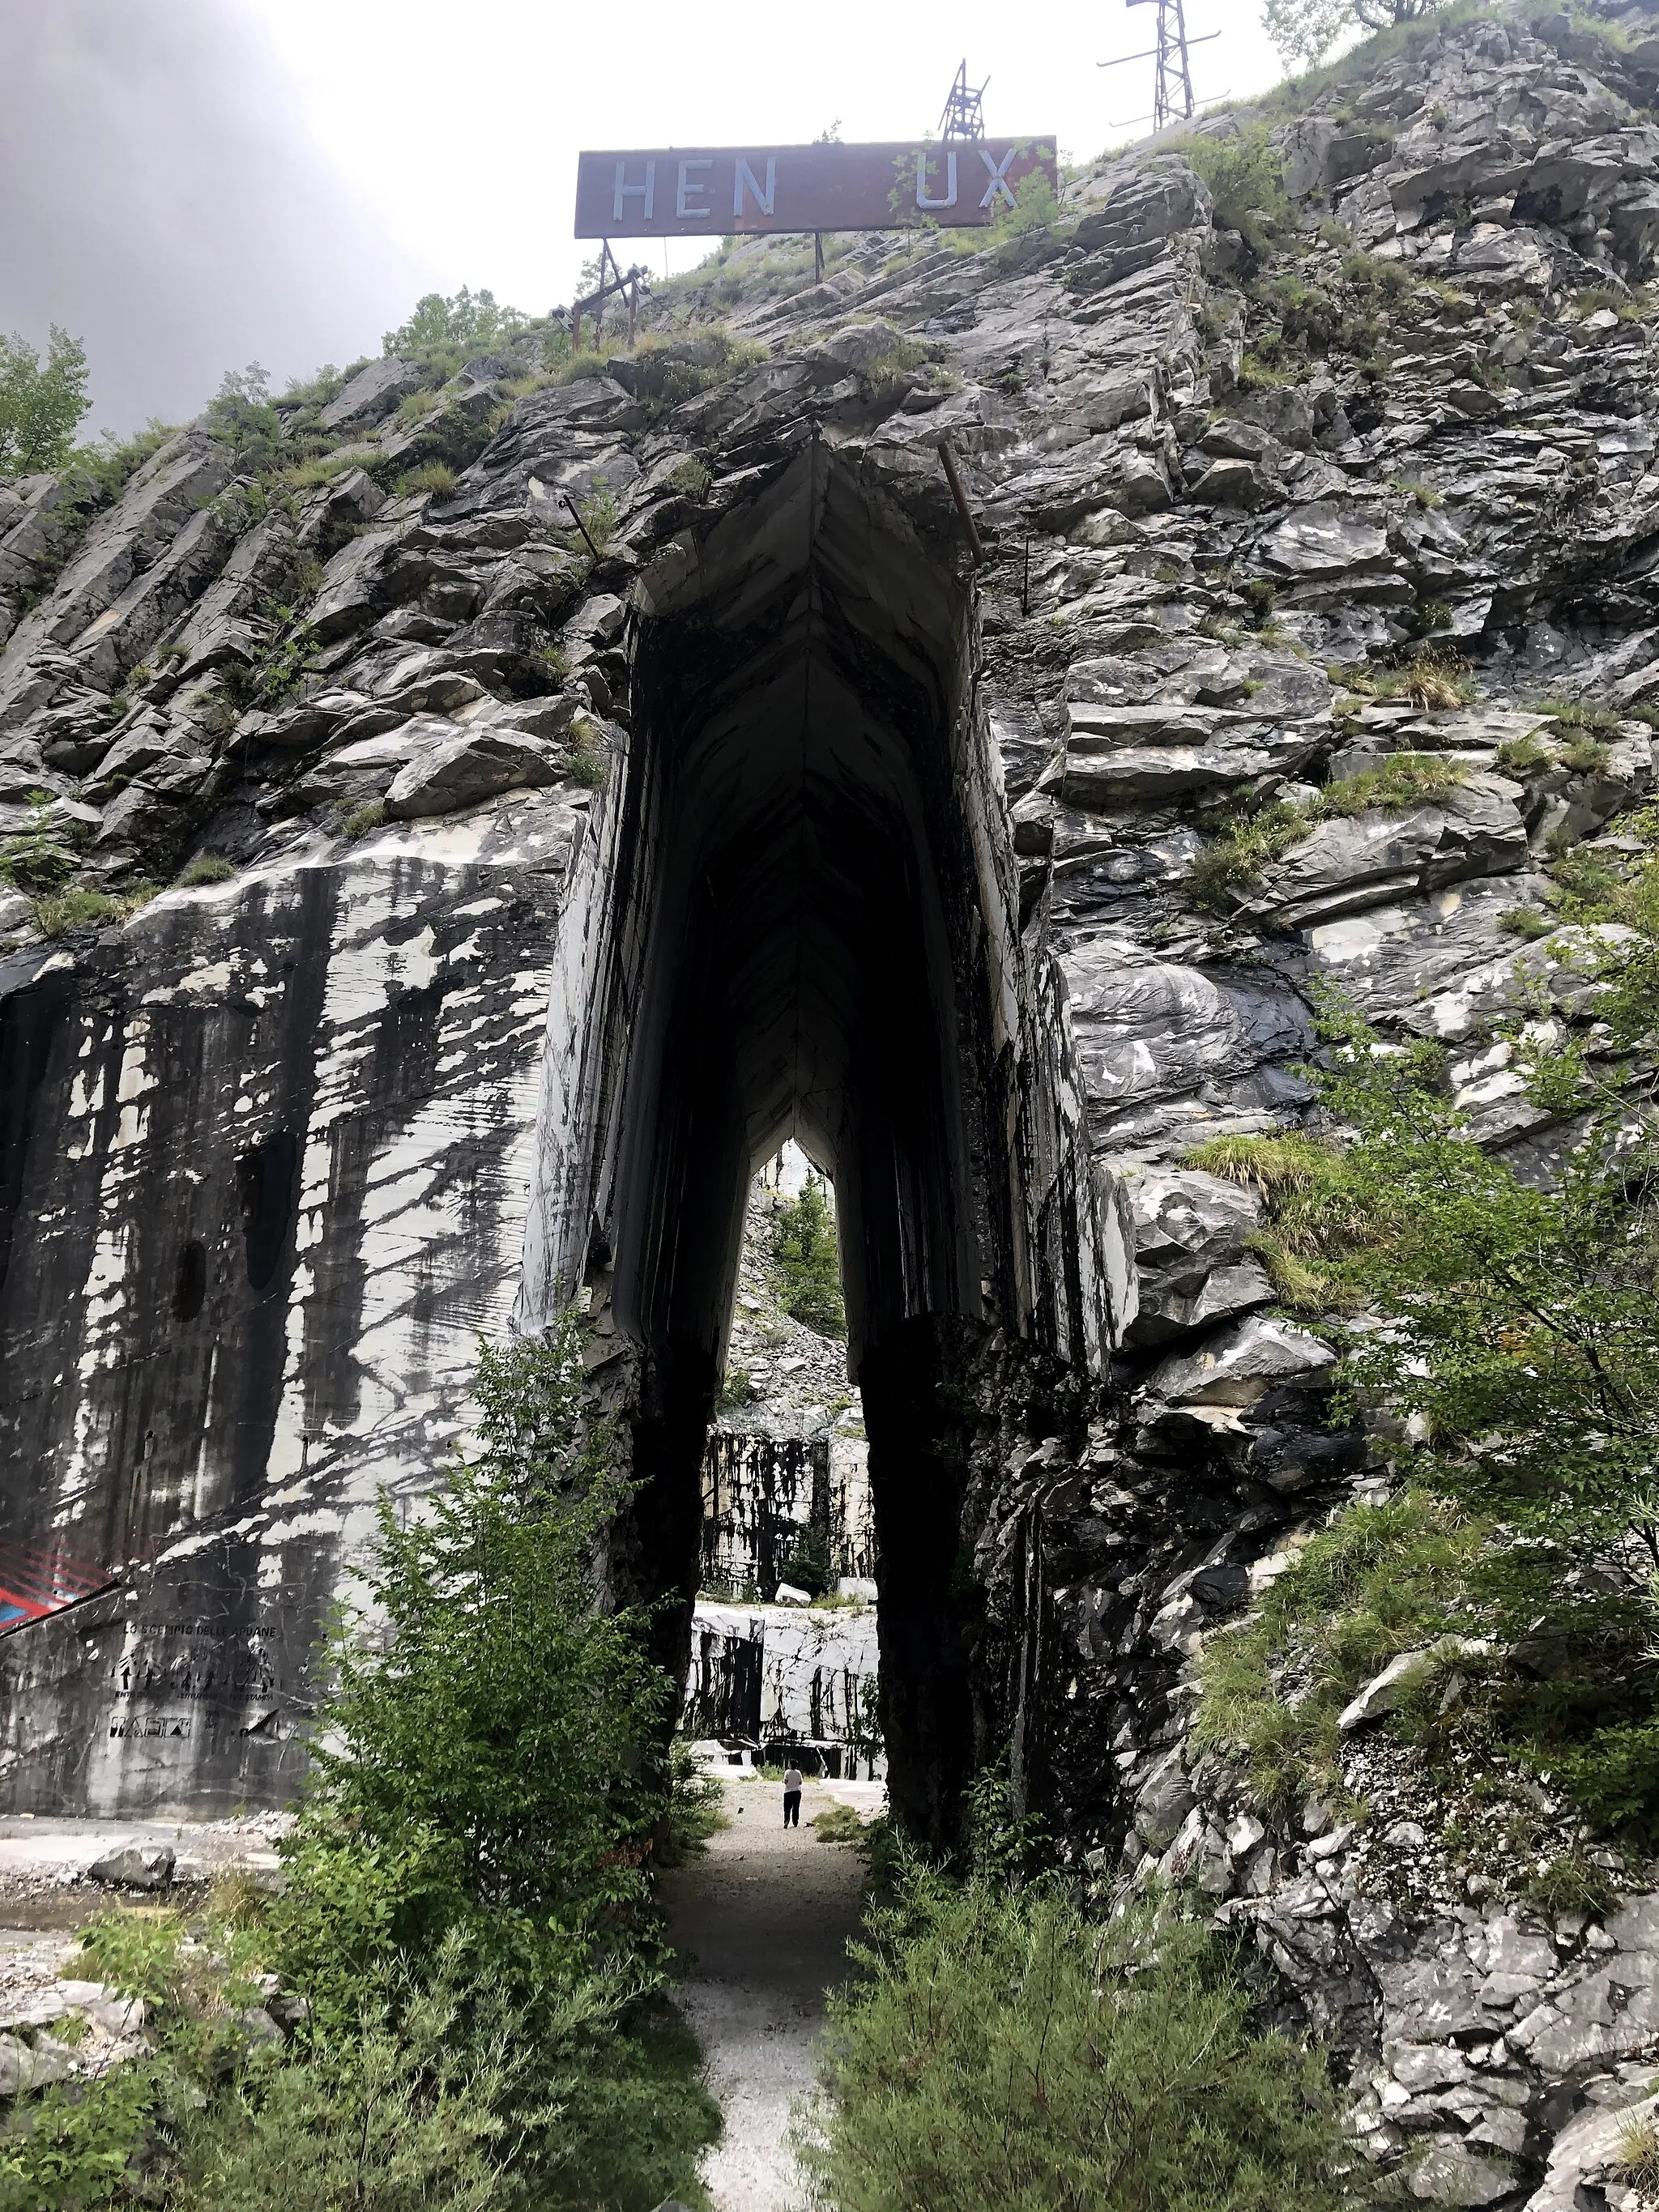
[267,1315,719,2209]
[278,1315,667,2024]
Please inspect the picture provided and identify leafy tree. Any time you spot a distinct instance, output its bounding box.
[1261,0,1449,71]
[0,326,91,476]
[275,1319,671,2028]
[268,1316,719,2208]
[207,364,281,473]
[769,1174,847,1338]
[383,288,527,366]
[805,1790,1348,2212]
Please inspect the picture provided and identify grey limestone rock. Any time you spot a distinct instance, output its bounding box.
[1149,1314,1336,1409]
[384,723,565,819]
[1521,2090,1659,2212]
[0,2033,73,2099]
[318,356,428,435]
[1239,778,1530,931]
[1125,1169,1270,1345]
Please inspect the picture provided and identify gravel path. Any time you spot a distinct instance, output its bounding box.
[660,1774,880,2212]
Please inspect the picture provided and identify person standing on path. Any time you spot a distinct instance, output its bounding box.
[783,1761,803,1828]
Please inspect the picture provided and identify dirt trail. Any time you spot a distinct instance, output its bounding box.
[659,1774,880,2212]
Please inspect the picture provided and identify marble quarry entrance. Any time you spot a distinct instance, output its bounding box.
[516,441,1118,1839]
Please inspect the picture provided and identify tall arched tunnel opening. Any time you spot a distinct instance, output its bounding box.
[517,440,1122,1844]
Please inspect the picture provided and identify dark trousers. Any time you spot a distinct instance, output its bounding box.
[783,1790,801,1827]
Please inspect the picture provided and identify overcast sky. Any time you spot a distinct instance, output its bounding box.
[0,0,1286,440]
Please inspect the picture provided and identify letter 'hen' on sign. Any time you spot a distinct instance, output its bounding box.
[575,139,1057,238]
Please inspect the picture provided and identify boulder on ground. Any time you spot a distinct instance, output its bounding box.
[88,1843,175,1890]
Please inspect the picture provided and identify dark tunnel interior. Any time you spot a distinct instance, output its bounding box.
[601,445,1002,1838]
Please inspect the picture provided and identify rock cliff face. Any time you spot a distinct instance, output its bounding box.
[5,3,1659,2190]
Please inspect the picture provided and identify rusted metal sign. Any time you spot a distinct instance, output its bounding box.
[574,138,1058,238]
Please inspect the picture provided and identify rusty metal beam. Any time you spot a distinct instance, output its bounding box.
[937,438,984,565]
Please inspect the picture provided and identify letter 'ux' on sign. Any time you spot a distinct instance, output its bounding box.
[574,139,1058,238]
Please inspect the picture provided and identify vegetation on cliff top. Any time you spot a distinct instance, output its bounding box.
[0,326,92,477]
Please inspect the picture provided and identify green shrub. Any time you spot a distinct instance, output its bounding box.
[717,1367,756,1409]
[563,718,608,790]
[806,1844,1348,2212]
[207,364,283,473]
[1617,2109,1659,2195]
[1187,799,1311,910]
[177,854,235,887]
[1337,650,1473,709]
[666,455,711,499]
[394,387,446,425]
[275,1323,668,2020]
[657,1742,727,1865]
[769,1176,846,1338]
[1201,950,1659,1845]
[1559,735,1613,775]
[0,2048,164,2209]
[172,1963,516,2212]
[1499,905,1556,939]
[559,346,612,386]
[223,597,321,716]
[1167,127,1289,252]
[33,886,118,937]
[1344,249,1410,300]
[1194,1492,1482,1809]
[1537,697,1623,735]
[0,794,83,895]
[1388,477,1442,507]
[572,486,618,556]
[628,328,767,416]
[812,1801,867,1846]
[383,288,529,379]
[1495,735,1550,774]
[267,1318,719,2205]
[283,448,378,488]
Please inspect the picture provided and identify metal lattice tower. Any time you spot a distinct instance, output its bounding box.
[1128,0,1195,131]
[1101,0,1214,135]
[937,60,987,140]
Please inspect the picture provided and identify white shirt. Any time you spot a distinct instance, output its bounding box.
[783,1767,803,1791]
